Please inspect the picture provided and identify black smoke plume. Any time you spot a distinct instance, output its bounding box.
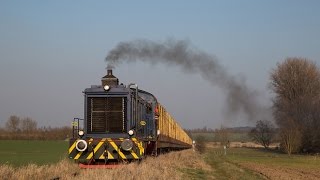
[106,39,269,122]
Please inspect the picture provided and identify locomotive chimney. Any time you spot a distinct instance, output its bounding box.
[101,68,119,87]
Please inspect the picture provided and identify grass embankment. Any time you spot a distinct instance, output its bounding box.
[0,149,210,180]
[0,140,68,166]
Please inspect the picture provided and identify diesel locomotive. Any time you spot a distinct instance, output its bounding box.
[68,69,192,165]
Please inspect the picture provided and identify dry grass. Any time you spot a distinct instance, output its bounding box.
[241,162,320,180]
[0,159,79,180]
[0,149,211,180]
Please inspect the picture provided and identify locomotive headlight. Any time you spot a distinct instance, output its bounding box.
[121,139,133,151]
[103,85,110,91]
[75,139,87,152]
[128,130,134,136]
[78,130,84,136]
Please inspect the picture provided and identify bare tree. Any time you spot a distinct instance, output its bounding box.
[270,57,320,153]
[6,115,20,132]
[280,118,302,155]
[215,127,230,147]
[250,120,274,149]
[21,117,37,133]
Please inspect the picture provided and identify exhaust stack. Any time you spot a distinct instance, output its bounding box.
[101,69,119,87]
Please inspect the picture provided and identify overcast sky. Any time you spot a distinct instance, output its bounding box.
[1,1,319,129]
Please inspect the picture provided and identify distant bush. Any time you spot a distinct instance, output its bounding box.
[195,135,206,154]
[249,120,275,149]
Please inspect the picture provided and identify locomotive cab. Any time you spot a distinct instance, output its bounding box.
[69,69,157,163]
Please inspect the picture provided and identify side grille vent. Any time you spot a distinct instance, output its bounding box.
[87,97,126,133]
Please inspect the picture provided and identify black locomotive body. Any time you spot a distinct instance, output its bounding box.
[68,70,192,164]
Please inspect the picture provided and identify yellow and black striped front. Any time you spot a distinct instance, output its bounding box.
[69,138,144,161]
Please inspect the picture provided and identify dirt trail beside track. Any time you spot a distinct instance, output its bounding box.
[241,162,320,180]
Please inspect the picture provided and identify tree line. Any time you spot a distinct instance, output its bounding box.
[0,115,72,140]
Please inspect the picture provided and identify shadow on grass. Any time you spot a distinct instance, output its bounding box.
[179,167,208,179]
[245,147,285,155]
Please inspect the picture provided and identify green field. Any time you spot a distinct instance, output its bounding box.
[224,148,320,169]
[0,140,68,166]
[201,147,320,179]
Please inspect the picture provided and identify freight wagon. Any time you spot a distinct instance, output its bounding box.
[68,69,192,165]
